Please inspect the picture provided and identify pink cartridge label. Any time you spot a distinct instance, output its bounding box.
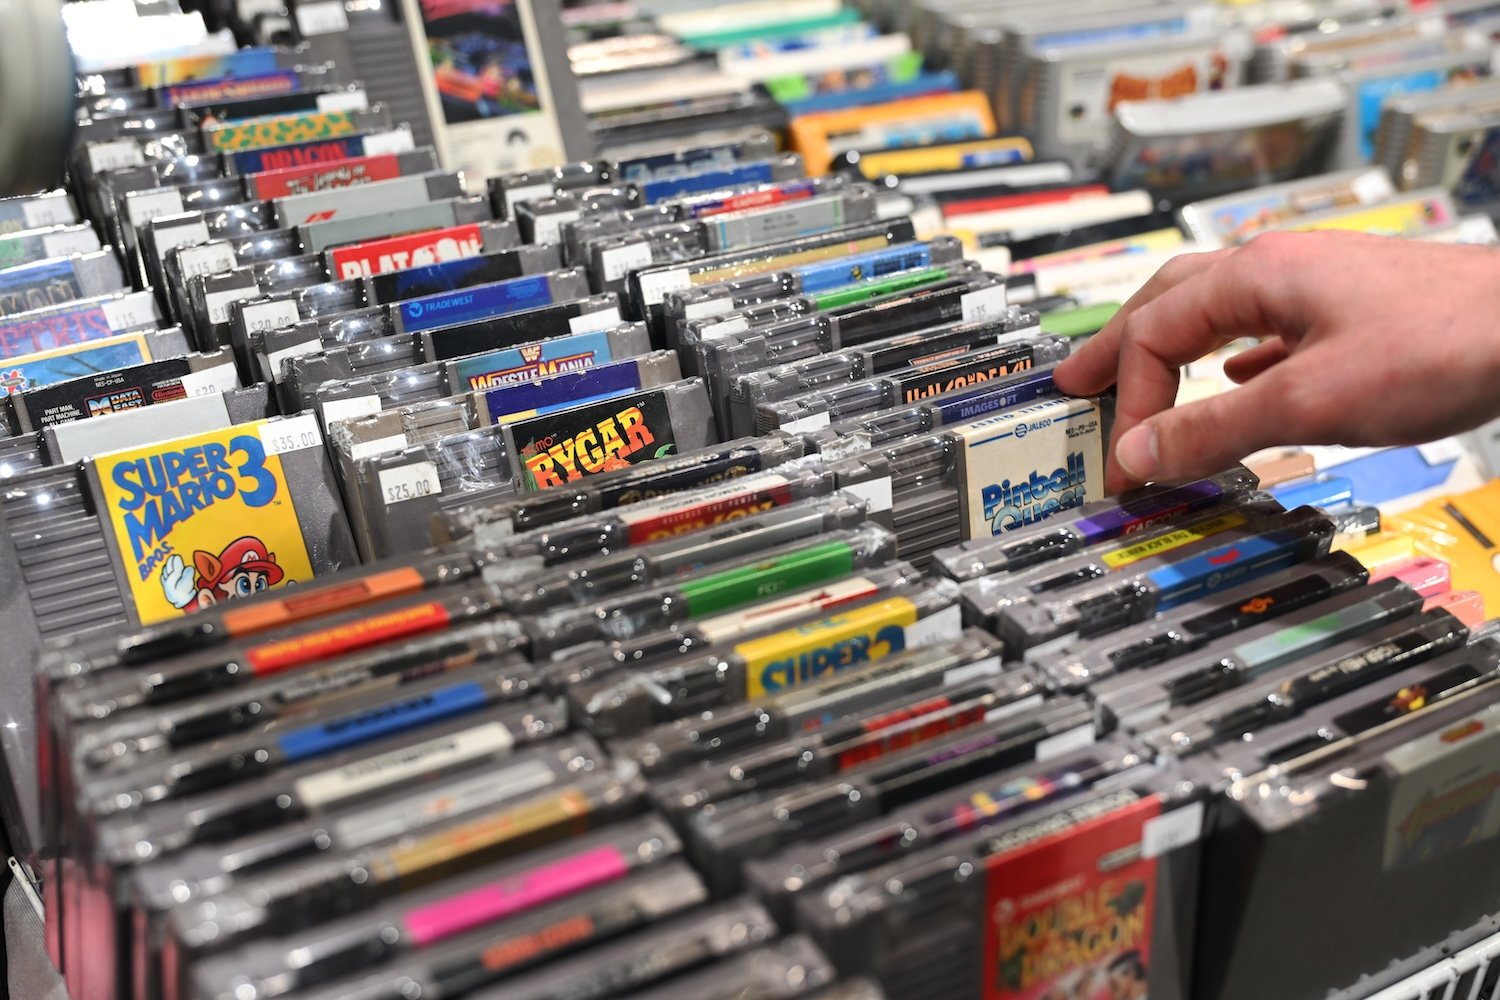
[402,844,630,946]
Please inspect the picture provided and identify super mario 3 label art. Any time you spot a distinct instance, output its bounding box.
[93,421,316,625]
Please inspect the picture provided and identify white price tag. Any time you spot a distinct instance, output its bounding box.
[237,0,284,19]
[599,242,654,284]
[20,196,72,230]
[177,364,239,398]
[1417,439,1466,466]
[379,461,442,505]
[782,412,831,434]
[1142,801,1205,859]
[87,139,145,175]
[205,287,253,325]
[569,306,620,334]
[503,183,555,214]
[100,293,154,331]
[905,603,961,647]
[532,209,580,247]
[360,129,416,156]
[838,475,892,514]
[295,0,349,35]
[683,297,732,320]
[961,284,1008,325]
[258,414,323,456]
[265,338,325,380]
[179,242,237,281]
[700,316,749,340]
[43,229,102,260]
[240,300,301,334]
[943,655,1002,687]
[636,267,691,306]
[1352,171,1393,205]
[126,189,185,228]
[350,433,408,461]
[1036,723,1097,762]
[320,394,383,432]
[317,90,369,113]
[821,433,872,461]
[152,219,210,256]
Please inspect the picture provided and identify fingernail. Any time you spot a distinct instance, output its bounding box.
[1115,424,1159,483]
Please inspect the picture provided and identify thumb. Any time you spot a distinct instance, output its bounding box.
[1108,374,1291,490]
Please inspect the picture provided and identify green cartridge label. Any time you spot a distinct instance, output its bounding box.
[679,540,856,617]
[812,267,953,310]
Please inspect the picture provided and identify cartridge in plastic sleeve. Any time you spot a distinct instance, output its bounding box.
[1038,551,1373,692]
[279,865,711,1000]
[984,503,1338,653]
[0,250,129,318]
[467,897,778,1000]
[157,756,649,965]
[93,702,571,866]
[613,132,780,182]
[0,289,163,362]
[463,459,844,571]
[1141,608,1471,758]
[269,169,466,228]
[322,218,522,280]
[298,194,493,255]
[78,675,565,821]
[129,735,610,925]
[423,293,628,363]
[472,351,685,427]
[525,523,899,658]
[651,670,1049,821]
[806,364,1062,455]
[440,431,809,540]
[932,465,1262,581]
[65,624,533,769]
[490,492,871,616]
[567,577,968,739]
[8,347,239,432]
[0,224,101,272]
[798,767,1207,999]
[624,630,1007,776]
[185,816,680,1000]
[544,561,929,689]
[744,737,1145,925]
[628,218,917,331]
[622,937,838,1000]
[686,697,1096,894]
[1191,646,1500,1000]
[490,161,616,218]
[1091,577,1428,732]
[758,336,1069,436]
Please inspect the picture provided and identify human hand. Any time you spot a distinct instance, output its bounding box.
[1053,231,1500,493]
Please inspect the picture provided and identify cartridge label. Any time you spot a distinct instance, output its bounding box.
[958,397,1104,539]
[17,356,199,427]
[0,334,150,397]
[330,223,486,279]
[250,153,406,199]
[680,541,857,617]
[292,720,514,810]
[1101,511,1249,569]
[737,596,938,697]
[513,389,677,490]
[700,575,882,645]
[983,795,1161,999]
[400,275,556,334]
[246,601,453,675]
[1384,700,1500,870]
[0,259,83,317]
[482,365,645,426]
[900,350,1035,404]
[165,70,303,107]
[207,110,361,152]
[94,419,318,625]
[450,331,616,391]
[617,474,793,545]
[0,303,118,359]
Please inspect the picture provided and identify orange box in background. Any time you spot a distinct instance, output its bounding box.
[789,91,998,175]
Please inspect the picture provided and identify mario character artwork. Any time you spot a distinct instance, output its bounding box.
[160,536,290,613]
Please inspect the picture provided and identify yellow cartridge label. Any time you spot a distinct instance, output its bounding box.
[1101,511,1248,569]
[736,596,919,698]
[1284,199,1450,238]
[208,111,361,151]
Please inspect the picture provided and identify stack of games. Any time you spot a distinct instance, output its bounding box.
[6,0,1500,998]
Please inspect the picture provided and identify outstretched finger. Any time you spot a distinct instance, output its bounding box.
[1222,338,1290,384]
[1054,247,1235,397]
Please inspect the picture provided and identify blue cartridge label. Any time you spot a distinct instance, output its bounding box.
[400,275,555,334]
[276,681,490,762]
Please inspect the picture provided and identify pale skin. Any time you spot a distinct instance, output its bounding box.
[1053,230,1500,494]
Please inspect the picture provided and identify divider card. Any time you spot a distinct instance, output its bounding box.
[398,0,593,181]
[92,419,321,625]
